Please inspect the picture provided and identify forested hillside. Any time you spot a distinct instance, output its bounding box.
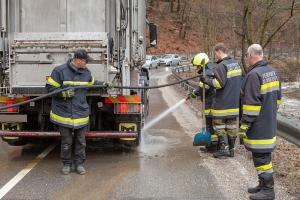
[147,0,300,79]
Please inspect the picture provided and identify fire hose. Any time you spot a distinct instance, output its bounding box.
[0,75,200,110]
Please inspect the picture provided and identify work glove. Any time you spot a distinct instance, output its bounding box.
[104,81,113,89]
[186,90,197,101]
[199,75,209,85]
[238,123,249,145]
[60,88,75,98]
[190,90,197,99]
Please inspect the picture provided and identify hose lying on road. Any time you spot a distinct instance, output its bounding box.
[0,75,200,110]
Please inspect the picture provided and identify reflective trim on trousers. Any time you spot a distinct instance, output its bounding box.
[211,134,218,142]
[214,125,226,129]
[256,162,272,171]
[258,168,274,174]
[226,124,237,129]
[256,162,273,175]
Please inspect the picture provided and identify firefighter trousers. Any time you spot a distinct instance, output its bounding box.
[212,118,238,137]
[252,152,274,178]
[58,125,87,166]
[206,117,214,135]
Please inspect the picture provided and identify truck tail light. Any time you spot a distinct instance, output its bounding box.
[0,102,19,113]
[0,96,30,113]
[115,103,141,114]
[7,102,18,113]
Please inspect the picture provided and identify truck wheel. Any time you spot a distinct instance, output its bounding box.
[2,137,27,146]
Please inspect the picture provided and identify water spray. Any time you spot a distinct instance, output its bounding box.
[142,98,187,132]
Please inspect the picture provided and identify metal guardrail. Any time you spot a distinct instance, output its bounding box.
[171,65,300,147]
[171,64,197,93]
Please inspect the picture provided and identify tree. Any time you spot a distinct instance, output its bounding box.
[234,0,299,66]
[178,0,192,39]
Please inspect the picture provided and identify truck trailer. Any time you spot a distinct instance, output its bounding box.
[0,0,156,146]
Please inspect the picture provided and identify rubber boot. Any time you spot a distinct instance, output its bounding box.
[213,135,230,158]
[62,164,71,175]
[248,178,263,193]
[249,173,275,200]
[76,165,86,175]
[228,136,236,157]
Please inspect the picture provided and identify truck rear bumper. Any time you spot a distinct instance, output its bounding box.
[0,131,138,138]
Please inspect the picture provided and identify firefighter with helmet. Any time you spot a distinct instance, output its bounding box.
[189,53,218,151]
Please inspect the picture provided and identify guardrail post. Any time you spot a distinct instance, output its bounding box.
[184,84,188,90]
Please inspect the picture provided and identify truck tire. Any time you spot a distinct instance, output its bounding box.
[2,137,27,146]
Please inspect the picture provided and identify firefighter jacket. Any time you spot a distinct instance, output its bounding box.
[193,62,216,117]
[205,56,243,118]
[46,60,96,129]
[241,60,281,153]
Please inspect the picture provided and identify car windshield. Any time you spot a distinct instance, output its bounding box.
[162,55,172,59]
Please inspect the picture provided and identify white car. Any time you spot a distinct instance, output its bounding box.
[159,54,181,66]
[143,55,160,69]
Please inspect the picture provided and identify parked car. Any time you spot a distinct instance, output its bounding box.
[159,54,181,66]
[143,55,160,69]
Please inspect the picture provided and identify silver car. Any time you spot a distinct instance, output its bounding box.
[159,54,181,66]
[143,55,160,69]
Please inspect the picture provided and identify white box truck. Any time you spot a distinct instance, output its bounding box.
[0,0,156,146]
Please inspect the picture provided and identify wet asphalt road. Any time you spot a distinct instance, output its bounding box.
[0,68,225,200]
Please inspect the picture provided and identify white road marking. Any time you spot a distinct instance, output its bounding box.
[0,143,56,199]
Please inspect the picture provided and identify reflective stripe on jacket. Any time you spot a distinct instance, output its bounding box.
[241,60,281,153]
[46,60,95,129]
[206,56,243,118]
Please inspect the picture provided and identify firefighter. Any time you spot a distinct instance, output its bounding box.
[240,44,281,200]
[200,43,243,158]
[46,49,112,175]
[189,53,218,151]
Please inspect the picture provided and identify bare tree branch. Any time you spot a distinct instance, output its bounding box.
[263,0,296,48]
